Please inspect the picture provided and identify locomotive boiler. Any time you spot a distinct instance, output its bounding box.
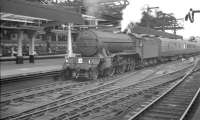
[62,29,200,80]
[75,30,137,57]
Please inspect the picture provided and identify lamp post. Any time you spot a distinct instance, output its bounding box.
[66,23,73,57]
[62,23,74,57]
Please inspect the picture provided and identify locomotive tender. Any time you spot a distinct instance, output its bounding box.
[63,29,200,79]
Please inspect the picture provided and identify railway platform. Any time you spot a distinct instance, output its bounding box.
[0,57,64,80]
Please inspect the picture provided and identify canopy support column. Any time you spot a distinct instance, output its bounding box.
[16,30,23,64]
[29,32,36,63]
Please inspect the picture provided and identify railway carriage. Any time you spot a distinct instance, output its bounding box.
[63,29,200,80]
[159,38,200,60]
[184,41,200,56]
[159,38,186,61]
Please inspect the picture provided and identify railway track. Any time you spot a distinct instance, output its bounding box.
[1,60,186,105]
[82,79,180,120]
[0,60,194,120]
[1,80,70,98]
[0,70,61,83]
[0,66,161,120]
[2,64,155,103]
[122,59,200,120]
[0,60,191,102]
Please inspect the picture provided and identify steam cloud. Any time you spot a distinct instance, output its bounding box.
[121,0,157,31]
[83,0,101,17]
[121,0,144,31]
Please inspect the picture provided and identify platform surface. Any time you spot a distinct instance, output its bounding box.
[0,58,65,79]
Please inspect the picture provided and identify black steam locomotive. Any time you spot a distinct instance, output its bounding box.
[62,29,200,80]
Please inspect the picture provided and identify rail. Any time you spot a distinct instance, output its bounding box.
[2,61,193,120]
[127,59,199,120]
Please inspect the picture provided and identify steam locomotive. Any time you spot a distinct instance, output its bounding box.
[62,29,200,80]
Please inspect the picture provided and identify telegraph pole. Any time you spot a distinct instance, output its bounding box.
[173,19,177,35]
[161,14,166,31]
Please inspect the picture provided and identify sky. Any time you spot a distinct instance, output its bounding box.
[121,0,200,39]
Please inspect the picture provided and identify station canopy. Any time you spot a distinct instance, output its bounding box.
[59,0,129,25]
[0,0,129,30]
[0,0,84,27]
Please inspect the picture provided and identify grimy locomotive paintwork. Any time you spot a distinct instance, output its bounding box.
[63,29,200,80]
